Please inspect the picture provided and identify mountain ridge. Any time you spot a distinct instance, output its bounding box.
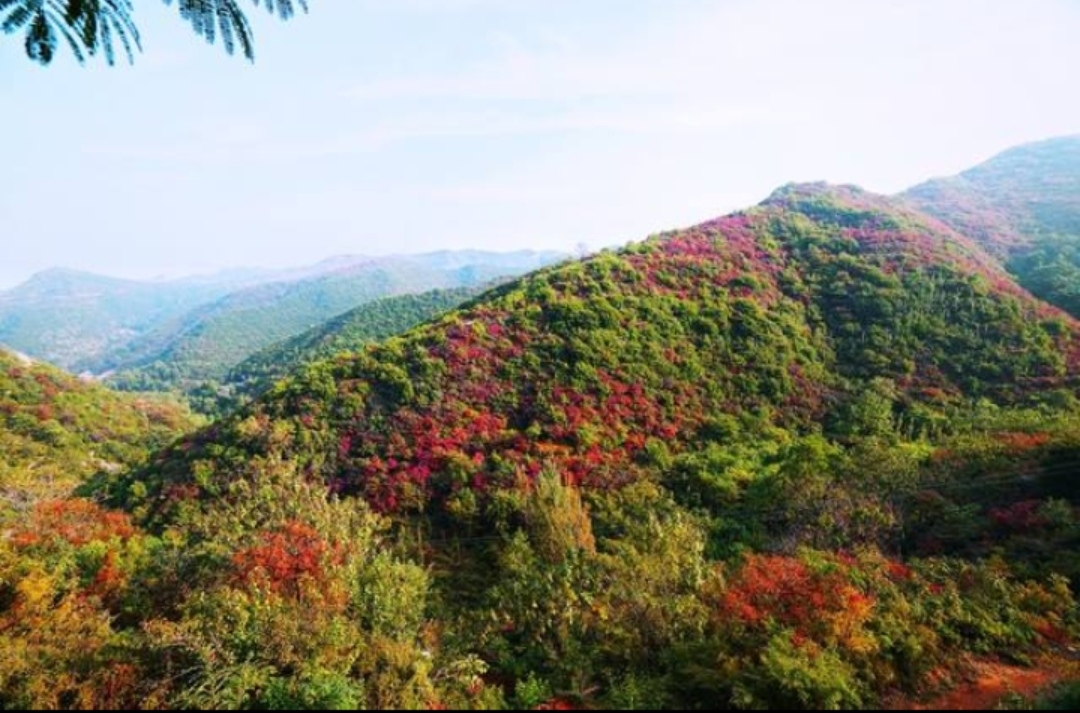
[120,182,1080,520]
[904,135,1080,318]
[0,251,568,388]
[223,284,497,405]
[93,251,568,398]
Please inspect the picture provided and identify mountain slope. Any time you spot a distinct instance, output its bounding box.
[99,252,566,397]
[0,349,196,520]
[0,269,267,371]
[225,285,492,403]
[905,135,1080,316]
[122,184,1079,518]
[17,185,1080,711]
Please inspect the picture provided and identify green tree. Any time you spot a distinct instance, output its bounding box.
[1,0,308,66]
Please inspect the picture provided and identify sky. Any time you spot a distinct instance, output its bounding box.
[2,0,1079,288]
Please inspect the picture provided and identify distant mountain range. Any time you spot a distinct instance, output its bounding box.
[0,268,270,371]
[0,250,567,397]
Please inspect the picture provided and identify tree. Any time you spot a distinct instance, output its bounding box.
[1,0,308,66]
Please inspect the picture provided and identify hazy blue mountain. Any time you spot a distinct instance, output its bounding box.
[98,251,567,399]
[0,251,567,382]
[0,268,271,371]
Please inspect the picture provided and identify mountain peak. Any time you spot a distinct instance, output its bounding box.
[24,266,108,283]
[763,181,869,203]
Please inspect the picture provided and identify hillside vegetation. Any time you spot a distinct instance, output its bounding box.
[225,285,491,405]
[0,350,196,523]
[2,177,1079,710]
[906,136,1080,317]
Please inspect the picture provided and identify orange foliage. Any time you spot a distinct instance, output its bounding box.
[232,521,340,597]
[86,551,126,602]
[11,499,136,549]
[718,555,876,649]
[996,431,1052,454]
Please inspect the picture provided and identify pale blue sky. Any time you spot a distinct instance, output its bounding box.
[2,0,1079,288]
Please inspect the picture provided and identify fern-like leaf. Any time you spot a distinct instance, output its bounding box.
[161,0,307,62]
[3,0,304,66]
[2,0,138,65]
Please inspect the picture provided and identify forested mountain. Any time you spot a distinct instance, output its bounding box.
[0,268,271,371]
[905,136,1080,316]
[225,285,491,404]
[127,183,1080,517]
[96,252,565,398]
[0,349,196,522]
[21,182,1064,710]
[3,151,1080,710]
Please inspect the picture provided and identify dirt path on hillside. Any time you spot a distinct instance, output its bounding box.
[889,660,1067,711]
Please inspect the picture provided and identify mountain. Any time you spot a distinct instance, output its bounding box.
[408,249,569,272]
[0,252,567,384]
[7,183,1080,710]
[905,135,1080,315]
[98,251,567,399]
[126,183,1079,517]
[224,285,492,404]
[0,348,197,521]
[0,268,269,371]
[87,183,1080,709]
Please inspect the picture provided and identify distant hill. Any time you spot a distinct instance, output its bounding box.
[905,135,1080,315]
[97,251,566,399]
[0,348,196,520]
[224,285,492,404]
[0,268,269,371]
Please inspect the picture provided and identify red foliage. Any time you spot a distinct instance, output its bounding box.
[989,500,1049,532]
[536,699,579,711]
[886,561,914,582]
[96,663,141,710]
[232,522,340,597]
[85,550,127,602]
[163,483,201,504]
[1033,620,1070,646]
[995,432,1052,454]
[11,499,136,549]
[717,555,874,641]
